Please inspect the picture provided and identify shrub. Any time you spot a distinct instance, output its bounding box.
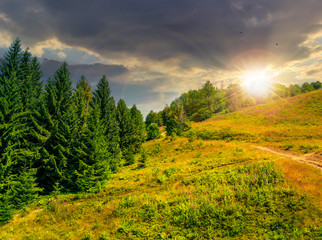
[138,150,149,169]
[147,123,162,140]
[299,144,319,153]
[282,143,295,150]
[157,175,167,184]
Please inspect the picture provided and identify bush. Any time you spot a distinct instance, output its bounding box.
[138,150,149,169]
[147,123,162,140]
[157,175,167,184]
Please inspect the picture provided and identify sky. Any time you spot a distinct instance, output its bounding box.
[0,0,321,116]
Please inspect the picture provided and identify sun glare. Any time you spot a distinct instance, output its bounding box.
[241,70,271,95]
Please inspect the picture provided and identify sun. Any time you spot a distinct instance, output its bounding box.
[241,70,272,95]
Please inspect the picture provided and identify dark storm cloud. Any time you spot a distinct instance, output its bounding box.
[1,0,322,114]
[40,58,128,85]
[1,0,322,69]
[39,58,178,116]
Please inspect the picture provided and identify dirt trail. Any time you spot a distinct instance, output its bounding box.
[252,145,322,171]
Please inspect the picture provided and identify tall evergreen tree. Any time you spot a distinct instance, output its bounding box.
[116,99,132,151]
[74,76,91,129]
[0,38,22,81]
[39,62,74,193]
[129,104,146,153]
[63,77,111,192]
[61,77,92,191]
[0,39,43,221]
[145,110,163,127]
[45,62,73,121]
[92,75,120,171]
[74,102,111,192]
[19,49,43,111]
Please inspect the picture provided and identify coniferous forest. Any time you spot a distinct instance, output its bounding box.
[0,39,147,223]
[0,39,320,225]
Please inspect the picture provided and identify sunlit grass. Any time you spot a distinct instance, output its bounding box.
[0,90,321,239]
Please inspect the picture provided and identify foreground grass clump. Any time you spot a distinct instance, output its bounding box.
[1,137,320,239]
[111,162,320,239]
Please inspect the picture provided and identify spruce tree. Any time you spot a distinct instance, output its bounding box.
[19,49,43,111]
[92,75,120,171]
[145,110,158,127]
[45,62,73,121]
[74,102,111,192]
[129,104,146,153]
[0,39,43,220]
[116,99,132,151]
[0,38,22,80]
[40,62,74,193]
[74,76,91,130]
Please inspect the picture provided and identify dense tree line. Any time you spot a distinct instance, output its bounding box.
[1,39,320,224]
[0,39,146,224]
[145,80,321,137]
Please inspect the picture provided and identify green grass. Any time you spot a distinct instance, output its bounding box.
[0,90,321,239]
[186,90,322,153]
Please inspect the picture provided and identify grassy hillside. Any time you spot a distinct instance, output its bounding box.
[0,90,321,239]
[186,89,322,153]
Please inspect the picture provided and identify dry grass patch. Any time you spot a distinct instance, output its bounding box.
[277,158,322,208]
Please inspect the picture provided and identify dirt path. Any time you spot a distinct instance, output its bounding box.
[252,145,322,171]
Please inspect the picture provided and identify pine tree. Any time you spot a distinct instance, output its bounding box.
[0,38,22,81]
[74,76,91,130]
[39,62,74,193]
[74,102,111,192]
[19,49,43,111]
[92,75,120,171]
[129,104,146,153]
[0,39,43,220]
[45,62,73,121]
[65,76,93,191]
[10,168,42,209]
[145,111,158,127]
[116,99,132,151]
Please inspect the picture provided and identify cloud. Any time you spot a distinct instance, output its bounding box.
[57,51,66,59]
[307,68,322,76]
[39,58,179,116]
[0,0,321,68]
[1,0,322,113]
[40,58,129,85]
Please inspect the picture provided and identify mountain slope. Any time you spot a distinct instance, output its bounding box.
[187,89,322,153]
[0,90,321,239]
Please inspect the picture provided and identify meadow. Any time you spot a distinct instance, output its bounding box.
[0,90,321,239]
